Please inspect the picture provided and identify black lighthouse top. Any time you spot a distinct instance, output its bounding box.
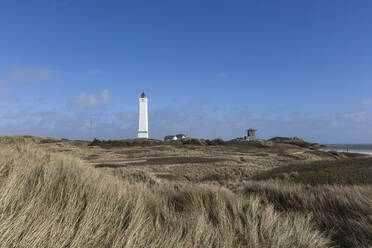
[141,91,146,98]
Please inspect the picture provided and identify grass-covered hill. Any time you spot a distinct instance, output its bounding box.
[0,136,371,247]
[252,156,372,185]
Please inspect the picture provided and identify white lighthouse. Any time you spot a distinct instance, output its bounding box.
[138,91,149,139]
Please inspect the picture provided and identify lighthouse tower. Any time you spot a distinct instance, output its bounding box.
[138,91,149,139]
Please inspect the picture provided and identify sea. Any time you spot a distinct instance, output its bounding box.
[327,144,372,155]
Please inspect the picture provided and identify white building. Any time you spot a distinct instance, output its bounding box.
[138,91,149,139]
[164,134,187,141]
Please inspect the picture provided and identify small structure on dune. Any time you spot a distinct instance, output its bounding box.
[164,134,187,142]
[245,128,257,141]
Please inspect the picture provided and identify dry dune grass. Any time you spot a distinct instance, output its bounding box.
[240,181,372,248]
[0,143,331,248]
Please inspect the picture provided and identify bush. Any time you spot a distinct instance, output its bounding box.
[181,138,205,145]
[89,138,164,147]
[205,138,226,146]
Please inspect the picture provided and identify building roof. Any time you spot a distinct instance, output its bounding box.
[141,91,146,98]
[164,135,177,141]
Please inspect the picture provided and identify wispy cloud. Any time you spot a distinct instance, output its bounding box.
[70,89,112,109]
[0,87,18,101]
[0,88,8,99]
[216,73,226,79]
[206,73,227,84]
[5,68,60,83]
[2,107,30,119]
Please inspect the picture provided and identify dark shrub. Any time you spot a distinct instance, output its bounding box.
[181,138,205,145]
[89,138,164,147]
[207,138,226,146]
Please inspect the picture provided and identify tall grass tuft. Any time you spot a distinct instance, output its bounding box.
[241,181,372,248]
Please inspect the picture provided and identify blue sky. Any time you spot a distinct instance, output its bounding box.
[1,0,372,143]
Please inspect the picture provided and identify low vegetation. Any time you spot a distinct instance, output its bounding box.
[268,136,326,149]
[0,144,331,248]
[95,157,227,168]
[90,138,227,147]
[89,138,164,147]
[252,157,372,185]
[0,136,371,248]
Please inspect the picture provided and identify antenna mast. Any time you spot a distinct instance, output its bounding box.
[89,117,93,140]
